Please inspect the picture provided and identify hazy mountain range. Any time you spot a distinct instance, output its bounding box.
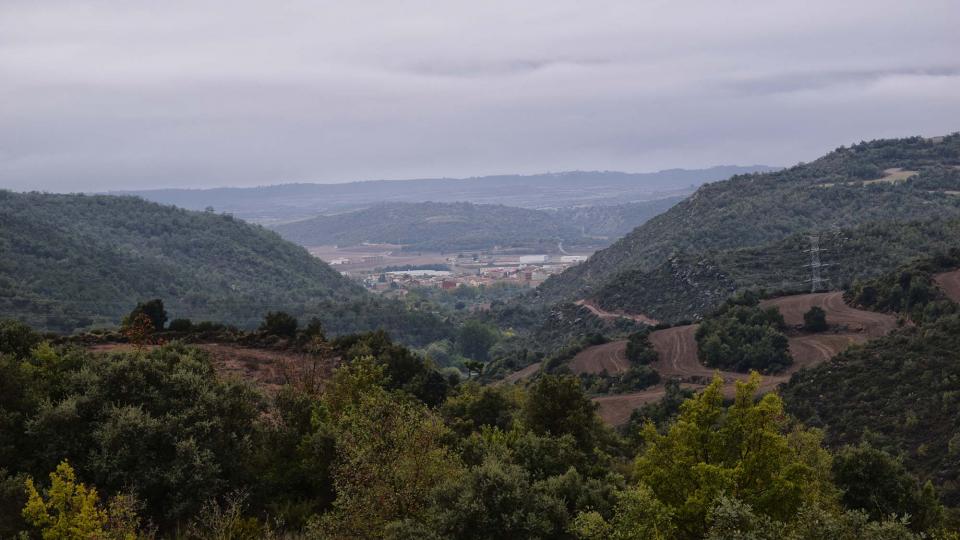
[109,166,775,224]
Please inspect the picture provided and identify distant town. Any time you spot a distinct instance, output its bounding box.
[307,244,591,295]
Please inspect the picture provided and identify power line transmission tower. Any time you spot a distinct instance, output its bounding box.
[804,234,830,292]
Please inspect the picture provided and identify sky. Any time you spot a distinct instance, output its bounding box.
[1,0,959,192]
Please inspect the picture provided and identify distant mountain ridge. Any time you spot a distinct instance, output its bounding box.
[109,166,775,223]
[534,134,960,310]
[270,198,684,252]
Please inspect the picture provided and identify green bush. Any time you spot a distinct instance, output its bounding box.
[802,306,828,332]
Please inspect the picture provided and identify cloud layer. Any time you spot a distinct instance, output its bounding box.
[2,0,958,191]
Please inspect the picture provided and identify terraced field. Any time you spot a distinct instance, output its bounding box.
[585,293,897,425]
[760,292,897,338]
[569,340,630,375]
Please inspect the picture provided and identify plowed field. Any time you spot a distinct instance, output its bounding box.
[570,341,630,375]
[760,292,897,337]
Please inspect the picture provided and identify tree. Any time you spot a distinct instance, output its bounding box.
[127,299,167,332]
[431,457,566,539]
[632,375,838,539]
[457,320,498,362]
[571,484,675,540]
[121,312,155,350]
[463,360,484,379]
[167,318,193,332]
[259,311,298,337]
[522,375,604,452]
[803,306,828,332]
[832,443,944,533]
[315,389,463,538]
[0,319,41,358]
[23,461,107,539]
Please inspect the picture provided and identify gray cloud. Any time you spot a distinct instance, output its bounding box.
[1,0,958,192]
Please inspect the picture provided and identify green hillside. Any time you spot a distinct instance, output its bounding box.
[783,309,960,507]
[535,135,960,307]
[0,192,429,335]
[589,218,960,322]
[271,199,682,252]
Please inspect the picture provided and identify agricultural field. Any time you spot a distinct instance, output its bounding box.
[551,292,898,425]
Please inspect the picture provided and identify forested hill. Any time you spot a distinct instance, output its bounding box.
[271,198,682,252]
[0,192,364,332]
[535,134,960,306]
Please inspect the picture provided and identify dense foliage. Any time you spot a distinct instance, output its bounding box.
[846,250,960,323]
[695,301,792,373]
[0,319,952,538]
[783,313,960,509]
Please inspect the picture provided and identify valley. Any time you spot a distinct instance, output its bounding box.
[5,2,960,535]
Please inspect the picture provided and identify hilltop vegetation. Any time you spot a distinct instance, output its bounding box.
[271,199,682,252]
[0,192,451,344]
[536,135,960,307]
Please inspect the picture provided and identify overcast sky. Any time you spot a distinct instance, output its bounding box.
[1,0,958,192]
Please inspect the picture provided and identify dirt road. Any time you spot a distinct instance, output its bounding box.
[575,299,660,325]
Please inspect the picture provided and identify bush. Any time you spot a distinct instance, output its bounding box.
[624,330,658,365]
[802,306,828,332]
[0,319,41,358]
[167,318,193,332]
[127,299,168,331]
[259,311,298,337]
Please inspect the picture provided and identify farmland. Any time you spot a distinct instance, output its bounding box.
[562,293,899,424]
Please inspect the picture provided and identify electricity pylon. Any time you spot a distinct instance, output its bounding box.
[804,234,831,292]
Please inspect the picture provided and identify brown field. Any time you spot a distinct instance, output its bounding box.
[593,384,700,426]
[575,299,660,325]
[589,292,895,425]
[570,340,630,375]
[760,292,898,337]
[88,342,334,393]
[934,269,960,303]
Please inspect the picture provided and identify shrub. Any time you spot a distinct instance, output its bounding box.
[802,306,828,332]
[259,311,298,337]
[167,318,193,332]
